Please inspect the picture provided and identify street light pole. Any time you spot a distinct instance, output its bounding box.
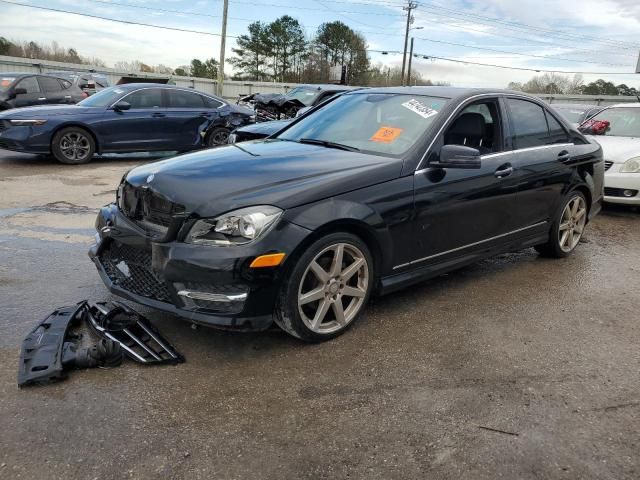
[217,0,229,97]
[401,1,417,86]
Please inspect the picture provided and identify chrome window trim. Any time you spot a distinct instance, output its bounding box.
[109,86,226,110]
[414,143,574,175]
[415,92,567,172]
[392,221,548,270]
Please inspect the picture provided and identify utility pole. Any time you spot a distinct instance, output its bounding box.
[217,0,229,97]
[401,1,417,86]
[407,37,414,86]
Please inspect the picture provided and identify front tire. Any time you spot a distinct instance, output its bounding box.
[205,127,231,147]
[535,191,588,258]
[275,232,374,342]
[51,127,95,164]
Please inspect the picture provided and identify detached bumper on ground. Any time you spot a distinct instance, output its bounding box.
[89,204,311,331]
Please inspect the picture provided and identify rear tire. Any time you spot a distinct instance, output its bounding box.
[535,191,588,258]
[274,232,374,342]
[51,127,95,165]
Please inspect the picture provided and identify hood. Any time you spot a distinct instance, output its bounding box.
[236,119,292,135]
[125,140,402,217]
[588,135,640,163]
[0,105,100,118]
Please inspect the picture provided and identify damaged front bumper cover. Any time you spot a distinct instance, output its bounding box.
[89,204,311,331]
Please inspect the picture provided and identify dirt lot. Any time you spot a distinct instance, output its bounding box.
[0,151,639,480]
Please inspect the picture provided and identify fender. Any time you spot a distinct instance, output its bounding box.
[283,198,396,275]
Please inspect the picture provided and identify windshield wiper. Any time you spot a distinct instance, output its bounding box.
[299,138,360,152]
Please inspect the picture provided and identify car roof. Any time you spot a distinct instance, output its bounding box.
[551,103,598,109]
[601,103,640,108]
[295,84,362,92]
[346,86,529,101]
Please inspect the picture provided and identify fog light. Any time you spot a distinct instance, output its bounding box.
[624,189,635,197]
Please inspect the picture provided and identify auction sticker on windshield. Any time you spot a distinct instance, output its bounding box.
[370,126,403,143]
[402,99,438,119]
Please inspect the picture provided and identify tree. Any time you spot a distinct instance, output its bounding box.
[582,79,619,96]
[267,16,306,82]
[315,21,369,84]
[174,66,190,76]
[0,37,12,55]
[190,58,218,79]
[230,21,272,80]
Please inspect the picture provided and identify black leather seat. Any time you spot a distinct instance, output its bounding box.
[444,112,490,153]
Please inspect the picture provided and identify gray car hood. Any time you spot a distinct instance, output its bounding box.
[588,135,640,163]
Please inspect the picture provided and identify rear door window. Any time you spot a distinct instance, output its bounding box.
[506,98,550,149]
[15,76,40,94]
[167,90,206,108]
[546,112,569,144]
[125,88,164,109]
[203,96,223,108]
[39,76,64,93]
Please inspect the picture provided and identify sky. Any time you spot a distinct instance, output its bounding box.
[1,0,640,88]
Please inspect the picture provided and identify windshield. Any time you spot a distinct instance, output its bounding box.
[554,105,588,124]
[78,86,126,107]
[588,107,640,137]
[0,77,16,92]
[285,87,321,106]
[278,93,449,156]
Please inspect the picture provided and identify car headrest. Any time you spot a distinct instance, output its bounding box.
[448,112,486,139]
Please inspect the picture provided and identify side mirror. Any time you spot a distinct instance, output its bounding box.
[13,87,27,96]
[113,101,131,112]
[431,144,482,169]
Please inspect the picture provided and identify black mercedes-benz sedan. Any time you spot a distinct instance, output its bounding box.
[90,87,604,342]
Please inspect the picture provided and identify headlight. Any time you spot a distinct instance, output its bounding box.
[620,157,640,173]
[228,133,237,144]
[185,206,282,246]
[9,119,47,126]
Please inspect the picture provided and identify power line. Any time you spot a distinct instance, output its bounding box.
[418,1,640,49]
[3,0,638,77]
[86,0,639,63]
[0,0,240,38]
[371,49,639,75]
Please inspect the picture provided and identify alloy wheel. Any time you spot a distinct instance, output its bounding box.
[59,132,91,162]
[210,130,229,146]
[297,243,369,334]
[558,195,587,253]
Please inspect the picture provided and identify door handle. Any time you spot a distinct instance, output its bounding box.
[152,113,166,118]
[199,112,211,117]
[557,150,571,161]
[494,163,513,178]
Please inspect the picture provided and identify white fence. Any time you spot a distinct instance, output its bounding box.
[1,55,638,105]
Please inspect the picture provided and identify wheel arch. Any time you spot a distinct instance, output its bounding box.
[50,123,100,153]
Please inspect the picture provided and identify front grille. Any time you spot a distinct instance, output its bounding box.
[99,241,172,302]
[118,182,185,236]
[604,160,614,171]
[604,187,638,198]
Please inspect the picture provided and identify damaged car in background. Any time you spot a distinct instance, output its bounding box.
[579,103,640,205]
[0,83,254,164]
[237,84,360,122]
[90,87,603,342]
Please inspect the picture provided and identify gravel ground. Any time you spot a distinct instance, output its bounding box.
[0,151,638,479]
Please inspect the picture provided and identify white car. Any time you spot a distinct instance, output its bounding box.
[581,104,640,205]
